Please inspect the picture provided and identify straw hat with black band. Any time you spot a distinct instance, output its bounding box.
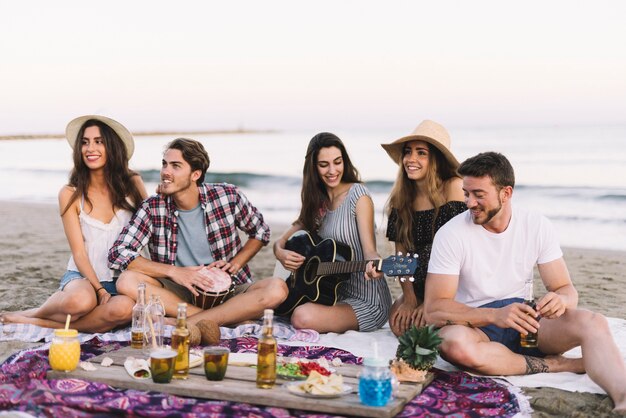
[381,119,459,170]
[66,115,135,159]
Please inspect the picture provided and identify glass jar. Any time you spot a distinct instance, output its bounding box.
[49,329,80,372]
[358,357,393,407]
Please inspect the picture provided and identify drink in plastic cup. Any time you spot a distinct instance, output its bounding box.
[150,348,177,383]
[49,329,81,372]
[204,346,229,381]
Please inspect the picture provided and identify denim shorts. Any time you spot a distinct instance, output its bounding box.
[59,270,119,296]
[478,297,545,357]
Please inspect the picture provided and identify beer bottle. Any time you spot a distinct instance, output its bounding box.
[130,283,146,349]
[256,309,277,388]
[520,279,538,348]
[171,303,190,379]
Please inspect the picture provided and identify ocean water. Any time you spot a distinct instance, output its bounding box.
[1,125,625,251]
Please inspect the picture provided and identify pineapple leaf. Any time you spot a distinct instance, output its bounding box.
[395,324,442,370]
[413,347,435,355]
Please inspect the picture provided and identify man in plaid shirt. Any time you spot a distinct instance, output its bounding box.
[108,138,288,325]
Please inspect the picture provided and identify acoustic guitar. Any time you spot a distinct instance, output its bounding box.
[275,230,418,316]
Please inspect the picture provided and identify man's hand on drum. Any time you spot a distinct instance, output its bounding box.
[171,266,214,297]
[207,259,240,275]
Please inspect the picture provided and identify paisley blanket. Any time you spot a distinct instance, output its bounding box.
[0,337,526,417]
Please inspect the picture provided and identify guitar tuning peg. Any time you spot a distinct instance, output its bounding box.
[408,277,415,282]
[399,277,405,283]
[413,254,418,258]
[397,251,403,256]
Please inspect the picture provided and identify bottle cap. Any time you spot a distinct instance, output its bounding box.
[54,329,78,337]
[363,357,388,367]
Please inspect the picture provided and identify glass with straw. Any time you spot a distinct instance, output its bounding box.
[49,314,81,372]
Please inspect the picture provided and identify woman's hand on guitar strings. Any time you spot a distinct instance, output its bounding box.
[275,247,306,272]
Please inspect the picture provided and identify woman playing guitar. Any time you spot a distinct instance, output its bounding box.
[273,133,392,333]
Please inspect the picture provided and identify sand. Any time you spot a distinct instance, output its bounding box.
[1,201,625,416]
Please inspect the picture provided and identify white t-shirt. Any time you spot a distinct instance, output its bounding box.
[428,206,563,307]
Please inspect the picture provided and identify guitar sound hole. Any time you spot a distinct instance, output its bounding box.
[304,259,319,285]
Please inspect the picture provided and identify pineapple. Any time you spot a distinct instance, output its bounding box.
[390,325,442,383]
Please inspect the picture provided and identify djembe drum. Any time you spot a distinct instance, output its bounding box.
[191,267,236,310]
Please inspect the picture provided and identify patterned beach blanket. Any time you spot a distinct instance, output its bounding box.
[0,336,526,417]
[0,317,320,344]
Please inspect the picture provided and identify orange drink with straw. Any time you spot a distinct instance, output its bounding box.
[49,314,80,372]
[49,329,80,372]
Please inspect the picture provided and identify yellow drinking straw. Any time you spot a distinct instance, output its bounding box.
[64,314,71,331]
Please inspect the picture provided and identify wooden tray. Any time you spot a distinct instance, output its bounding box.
[46,346,433,418]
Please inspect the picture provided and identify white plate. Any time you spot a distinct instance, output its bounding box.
[228,352,258,366]
[285,382,353,398]
[189,353,203,369]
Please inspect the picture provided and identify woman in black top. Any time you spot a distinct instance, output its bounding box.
[382,120,466,337]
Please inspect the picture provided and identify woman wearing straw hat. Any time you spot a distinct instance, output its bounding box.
[382,120,466,337]
[1,115,147,332]
[274,132,392,333]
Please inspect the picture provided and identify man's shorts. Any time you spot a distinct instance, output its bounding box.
[478,297,545,357]
[59,270,119,296]
[155,276,252,308]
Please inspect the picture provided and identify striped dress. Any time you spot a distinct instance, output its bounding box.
[317,183,392,331]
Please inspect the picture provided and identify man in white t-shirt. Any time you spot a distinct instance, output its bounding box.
[424,152,626,412]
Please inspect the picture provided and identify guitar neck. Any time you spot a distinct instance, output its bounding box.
[316,259,380,276]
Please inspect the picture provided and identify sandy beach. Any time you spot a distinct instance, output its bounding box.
[1,201,625,417]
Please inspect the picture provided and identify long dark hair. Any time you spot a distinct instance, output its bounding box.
[385,143,459,249]
[62,119,144,215]
[296,132,361,232]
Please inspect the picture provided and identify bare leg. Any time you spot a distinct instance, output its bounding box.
[116,270,199,317]
[3,279,97,324]
[538,309,626,412]
[438,325,584,375]
[289,302,358,333]
[4,307,39,319]
[188,278,288,327]
[2,296,135,333]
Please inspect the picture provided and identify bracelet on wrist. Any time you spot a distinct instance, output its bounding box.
[95,287,105,294]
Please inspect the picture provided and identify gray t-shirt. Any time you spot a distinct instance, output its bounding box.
[175,204,215,267]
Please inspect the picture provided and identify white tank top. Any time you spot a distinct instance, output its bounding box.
[66,195,132,282]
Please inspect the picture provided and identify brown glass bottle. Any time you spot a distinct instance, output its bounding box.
[171,303,190,379]
[256,309,277,388]
[520,299,538,348]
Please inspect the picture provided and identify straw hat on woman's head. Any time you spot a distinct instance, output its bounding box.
[381,119,459,170]
[66,115,135,159]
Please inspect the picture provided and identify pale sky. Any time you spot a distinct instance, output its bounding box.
[1,0,625,134]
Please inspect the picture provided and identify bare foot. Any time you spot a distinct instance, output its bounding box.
[1,308,39,322]
[614,406,626,415]
[545,355,586,374]
[2,312,47,326]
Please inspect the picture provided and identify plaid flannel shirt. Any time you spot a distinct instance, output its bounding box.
[108,183,270,284]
